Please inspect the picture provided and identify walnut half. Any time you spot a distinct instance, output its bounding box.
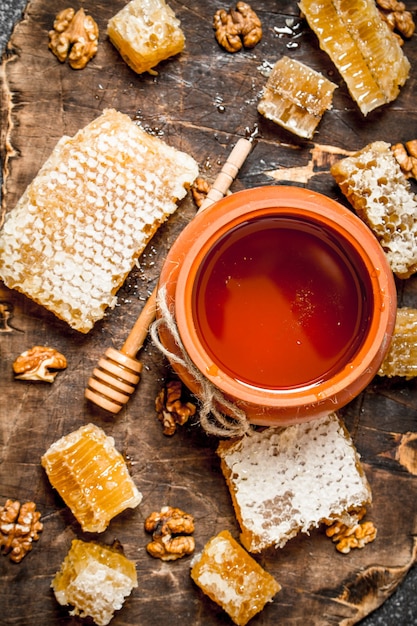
[155,380,196,435]
[0,500,43,563]
[192,177,211,208]
[13,345,67,382]
[49,7,99,69]
[325,508,377,554]
[213,2,262,53]
[145,506,195,561]
[376,0,415,42]
[391,140,417,179]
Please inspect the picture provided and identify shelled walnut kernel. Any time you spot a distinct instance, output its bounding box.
[376,0,415,42]
[49,7,99,69]
[391,140,417,178]
[213,2,262,53]
[192,177,211,208]
[155,380,196,435]
[145,506,195,561]
[0,500,43,562]
[13,346,67,382]
[325,508,377,554]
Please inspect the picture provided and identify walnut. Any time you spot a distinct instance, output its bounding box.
[406,139,417,159]
[0,499,43,562]
[192,177,211,208]
[376,0,415,41]
[144,506,195,561]
[392,141,417,179]
[325,509,377,554]
[213,9,243,53]
[213,2,262,53]
[49,7,99,69]
[13,345,67,382]
[155,380,197,435]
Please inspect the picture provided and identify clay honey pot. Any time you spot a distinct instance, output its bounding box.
[156,185,397,426]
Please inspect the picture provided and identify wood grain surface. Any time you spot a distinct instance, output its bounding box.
[1,1,417,625]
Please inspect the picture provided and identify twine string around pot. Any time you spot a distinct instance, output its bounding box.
[149,285,252,438]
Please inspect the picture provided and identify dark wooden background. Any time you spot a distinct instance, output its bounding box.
[1,1,417,624]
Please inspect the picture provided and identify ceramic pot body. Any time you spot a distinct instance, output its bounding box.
[157,186,396,426]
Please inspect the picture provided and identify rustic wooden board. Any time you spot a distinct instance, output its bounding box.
[1,1,417,625]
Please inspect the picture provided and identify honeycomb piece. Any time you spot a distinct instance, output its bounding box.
[108,0,185,75]
[0,108,198,333]
[217,413,371,553]
[379,308,417,379]
[190,530,281,626]
[331,141,417,278]
[299,0,410,115]
[52,539,137,626]
[257,56,337,139]
[41,423,142,533]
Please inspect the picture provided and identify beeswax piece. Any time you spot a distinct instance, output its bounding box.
[217,413,371,553]
[108,0,185,75]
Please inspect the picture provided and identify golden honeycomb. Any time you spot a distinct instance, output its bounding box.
[107,0,185,75]
[257,55,337,139]
[0,108,198,332]
[379,308,417,379]
[52,538,138,626]
[190,530,281,626]
[299,0,410,115]
[41,423,142,533]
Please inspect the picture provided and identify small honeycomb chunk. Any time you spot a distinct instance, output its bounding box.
[107,0,185,75]
[41,423,142,533]
[52,539,137,626]
[379,308,417,379]
[190,530,281,626]
[331,141,417,278]
[257,56,337,139]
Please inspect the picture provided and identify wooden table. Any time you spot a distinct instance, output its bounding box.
[1,1,417,624]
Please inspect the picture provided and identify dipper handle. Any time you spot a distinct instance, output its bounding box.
[85,137,253,413]
[121,288,157,358]
[199,137,253,211]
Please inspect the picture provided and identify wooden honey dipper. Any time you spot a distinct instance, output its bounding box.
[85,137,254,414]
